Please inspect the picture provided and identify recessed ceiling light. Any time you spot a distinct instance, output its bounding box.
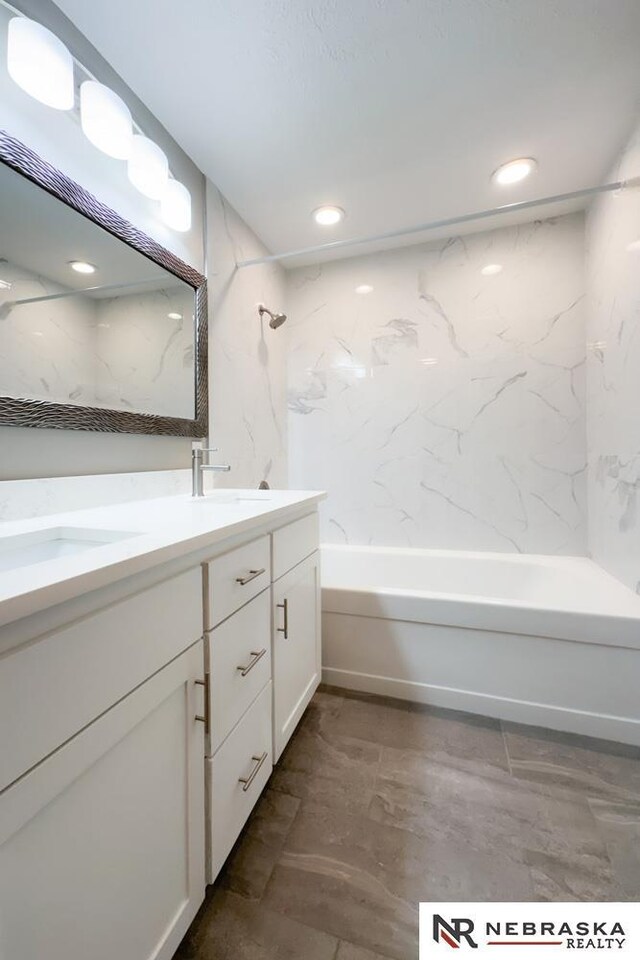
[69,260,96,274]
[355,284,373,294]
[481,263,503,276]
[492,158,537,186]
[626,239,640,253]
[167,311,183,320]
[313,205,344,226]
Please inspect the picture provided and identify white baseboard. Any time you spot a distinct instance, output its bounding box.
[322,667,640,746]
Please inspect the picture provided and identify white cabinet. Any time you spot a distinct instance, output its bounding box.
[206,681,273,881]
[0,642,205,960]
[272,550,321,760]
[206,589,272,753]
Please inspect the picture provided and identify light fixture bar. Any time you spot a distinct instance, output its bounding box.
[237,179,640,268]
[0,0,191,232]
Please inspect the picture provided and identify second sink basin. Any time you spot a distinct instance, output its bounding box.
[0,527,138,573]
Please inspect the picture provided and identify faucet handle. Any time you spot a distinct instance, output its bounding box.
[192,441,218,458]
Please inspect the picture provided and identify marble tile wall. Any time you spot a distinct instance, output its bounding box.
[0,468,208,522]
[586,117,640,592]
[206,184,288,489]
[286,213,587,554]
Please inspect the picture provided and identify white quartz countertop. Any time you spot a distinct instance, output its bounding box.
[0,489,325,628]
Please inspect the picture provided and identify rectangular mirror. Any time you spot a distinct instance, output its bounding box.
[0,131,207,437]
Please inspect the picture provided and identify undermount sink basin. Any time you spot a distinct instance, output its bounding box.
[0,527,138,573]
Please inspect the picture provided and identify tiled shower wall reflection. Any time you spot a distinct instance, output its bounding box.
[287,213,587,554]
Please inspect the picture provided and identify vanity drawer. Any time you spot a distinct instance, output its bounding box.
[205,536,271,628]
[206,681,273,882]
[206,590,271,754]
[0,569,203,794]
[272,512,319,581]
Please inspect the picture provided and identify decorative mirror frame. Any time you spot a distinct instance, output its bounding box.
[0,130,208,437]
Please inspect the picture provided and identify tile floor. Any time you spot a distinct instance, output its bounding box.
[176,686,640,960]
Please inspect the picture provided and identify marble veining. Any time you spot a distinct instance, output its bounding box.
[586,116,640,590]
[206,186,287,488]
[287,214,587,554]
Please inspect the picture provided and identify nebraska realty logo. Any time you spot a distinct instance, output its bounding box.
[420,904,638,958]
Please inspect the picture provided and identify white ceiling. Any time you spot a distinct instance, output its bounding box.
[54,0,640,260]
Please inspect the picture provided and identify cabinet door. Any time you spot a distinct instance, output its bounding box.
[272,551,321,760]
[0,642,205,960]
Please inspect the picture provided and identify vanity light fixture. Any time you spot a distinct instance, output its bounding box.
[7,17,74,110]
[167,312,183,320]
[80,81,133,160]
[69,260,96,274]
[355,284,374,294]
[128,135,169,200]
[626,239,640,253]
[161,180,192,232]
[481,263,503,276]
[313,205,344,226]
[492,158,537,186]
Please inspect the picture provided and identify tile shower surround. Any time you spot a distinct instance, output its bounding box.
[287,213,587,556]
[177,687,640,960]
[586,116,640,593]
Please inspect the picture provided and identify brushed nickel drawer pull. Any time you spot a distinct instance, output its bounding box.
[194,674,210,735]
[277,598,288,639]
[235,568,266,586]
[236,648,267,677]
[238,751,268,792]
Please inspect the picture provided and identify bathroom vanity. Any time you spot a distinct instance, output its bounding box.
[0,490,323,960]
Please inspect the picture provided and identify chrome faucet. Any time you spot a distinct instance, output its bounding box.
[192,442,231,497]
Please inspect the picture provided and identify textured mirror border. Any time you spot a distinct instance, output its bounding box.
[0,129,208,438]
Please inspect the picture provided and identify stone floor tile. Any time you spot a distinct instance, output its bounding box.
[261,802,532,959]
[329,692,509,774]
[502,721,640,800]
[177,889,339,960]
[336,940,396,960]
[588,797,640,900]
[220,788,301,900]
[271,725,381,814]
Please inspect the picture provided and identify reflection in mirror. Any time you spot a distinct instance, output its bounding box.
[0,158,197,420]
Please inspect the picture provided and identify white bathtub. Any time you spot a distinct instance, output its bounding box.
[321,545,640,745]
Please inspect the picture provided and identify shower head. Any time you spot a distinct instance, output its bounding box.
[258,304,287,329]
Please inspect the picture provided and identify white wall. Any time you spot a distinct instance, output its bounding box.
[0,0,205,479]
[206,184,287,488]
[586,117,640,592]
[287,213,587,554]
